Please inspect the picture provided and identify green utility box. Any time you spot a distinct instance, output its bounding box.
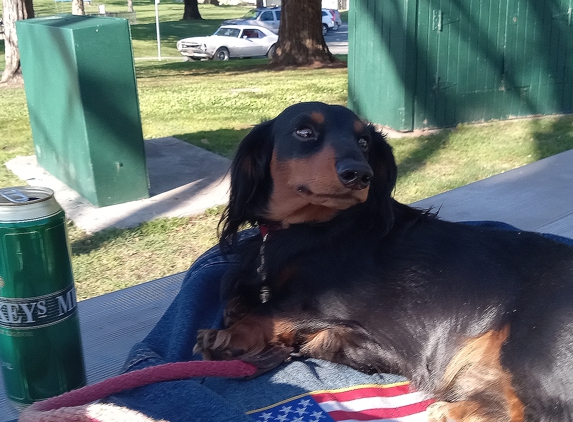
[17,15,149,207]
[349,0,573,131]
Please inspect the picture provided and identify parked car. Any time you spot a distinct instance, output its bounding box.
[225,7,342,36]
[323,8,342,32]
[176,25,278,61]
[223,7,281,32]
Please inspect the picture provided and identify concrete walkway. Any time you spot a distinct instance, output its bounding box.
[6,137,231,233]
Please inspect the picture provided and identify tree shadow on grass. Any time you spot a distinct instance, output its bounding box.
[174,127,252,158]
[388,131,452,183]
[529,115,573,161]
[130,19,221,44]
[135,54,348,79]
[70,225,132,257]
[136,58,275,79]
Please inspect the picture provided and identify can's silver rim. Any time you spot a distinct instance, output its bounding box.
[0,186,63,222]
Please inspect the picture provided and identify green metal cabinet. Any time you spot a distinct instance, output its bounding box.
[349,0,573,131]
[17,15,149,207]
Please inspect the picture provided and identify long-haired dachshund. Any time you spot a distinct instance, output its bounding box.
[194,102,573,421]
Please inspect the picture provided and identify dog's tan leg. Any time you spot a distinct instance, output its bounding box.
[427,401,482,421]
[431,326,525,422]
[427,397,523,422]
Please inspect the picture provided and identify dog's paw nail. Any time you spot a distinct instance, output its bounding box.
[213,331,231,349]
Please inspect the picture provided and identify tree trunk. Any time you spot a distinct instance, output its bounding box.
[256,0,264,7]
[72,0,85,15]
[271,0,337,67]
[1,0,34,85]
[183,0,202,20]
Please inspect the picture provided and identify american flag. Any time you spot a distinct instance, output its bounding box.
[247,382,433,422]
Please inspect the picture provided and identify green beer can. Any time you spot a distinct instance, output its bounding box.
[0,186,86,408]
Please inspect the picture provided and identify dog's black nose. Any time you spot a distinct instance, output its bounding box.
[337,167,373,190]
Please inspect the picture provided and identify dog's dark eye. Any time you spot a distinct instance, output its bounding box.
[295,127,315,140]
[358,137,369,152]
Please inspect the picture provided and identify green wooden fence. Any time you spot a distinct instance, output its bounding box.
[349,0,573,130]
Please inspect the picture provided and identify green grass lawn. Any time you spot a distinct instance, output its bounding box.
[2,2,573,299]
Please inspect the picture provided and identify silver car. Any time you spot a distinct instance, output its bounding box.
[176,25,278,61]
[223,7,281,32]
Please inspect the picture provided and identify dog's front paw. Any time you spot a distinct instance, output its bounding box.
[193,327,294,377]
[194,329,246,361]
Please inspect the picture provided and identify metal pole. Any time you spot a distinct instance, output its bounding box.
[155,0,161,61]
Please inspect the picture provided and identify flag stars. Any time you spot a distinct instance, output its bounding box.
[258,412,273,421]
[294,398,310,417]
[310,410,326,421]
[250,384,429,422]
[294,407,308,416]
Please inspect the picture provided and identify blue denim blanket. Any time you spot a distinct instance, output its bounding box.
[108,223,573,422]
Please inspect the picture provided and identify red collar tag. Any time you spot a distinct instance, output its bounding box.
[259,223,282,238]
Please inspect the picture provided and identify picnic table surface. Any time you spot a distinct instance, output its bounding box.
[1,148,572,420]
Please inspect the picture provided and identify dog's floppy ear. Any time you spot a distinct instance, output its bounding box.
[219,120,275,247]
[365,125,398,234]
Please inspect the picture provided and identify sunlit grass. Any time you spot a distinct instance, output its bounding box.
[136,64,348,156]
[68,207,222,300]
[391,116,573,203]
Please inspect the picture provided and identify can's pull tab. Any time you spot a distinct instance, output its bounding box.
[0,188,29,203]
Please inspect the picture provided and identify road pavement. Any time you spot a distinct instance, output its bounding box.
[325,23,348,55]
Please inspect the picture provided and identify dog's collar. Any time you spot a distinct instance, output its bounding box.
[259,223,283,237]
[257,223,282,304]
[257,231,271,303]
[257,223,287,303]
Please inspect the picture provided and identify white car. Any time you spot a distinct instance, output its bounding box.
[176,25,278,61]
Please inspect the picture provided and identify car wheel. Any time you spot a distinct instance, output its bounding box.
[213,47,230,61]
[267,44,277,59]
[322,24,328,36]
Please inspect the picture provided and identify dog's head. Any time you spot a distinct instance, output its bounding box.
[220,102,398,244]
